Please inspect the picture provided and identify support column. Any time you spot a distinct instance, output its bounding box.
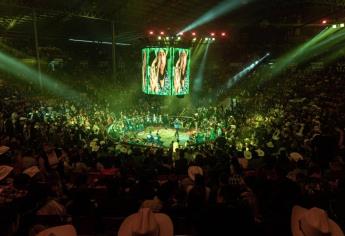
[33,10,42,89]
[111,21,116,81]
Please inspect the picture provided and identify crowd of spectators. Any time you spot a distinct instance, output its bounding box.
[0,59,345,236]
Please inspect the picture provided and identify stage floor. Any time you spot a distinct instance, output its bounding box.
[137,127,193,147]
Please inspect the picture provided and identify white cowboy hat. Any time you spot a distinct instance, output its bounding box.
[266,141,274,148]
[244,150,252,160]
[291,205,344,236]
[37,224,77,236]
[255,149,265,157]
[0,165,13,181]
[188,166,203,181]
[118,208,173,236]
[272,130,280,141]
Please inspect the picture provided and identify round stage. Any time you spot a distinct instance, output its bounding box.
[107,125,197,147]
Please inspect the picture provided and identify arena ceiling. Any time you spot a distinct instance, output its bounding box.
[0,0,345,43]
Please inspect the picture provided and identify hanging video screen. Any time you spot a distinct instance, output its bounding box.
[142,47,190,96]
[172,48,190,95]
[142,48,171,95]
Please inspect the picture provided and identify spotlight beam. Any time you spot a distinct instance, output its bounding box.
[226,53,270,89]
[0,51,82,100]
[193,42,210,92]
[179,0,253,34]
[271,27,340,76]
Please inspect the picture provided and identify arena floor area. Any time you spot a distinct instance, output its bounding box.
[137,127,194,147]
[108,125,196,147]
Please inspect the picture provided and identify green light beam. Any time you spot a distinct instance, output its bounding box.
[193,42,210,92]
[179,0,254,34]
[0,51,82,100]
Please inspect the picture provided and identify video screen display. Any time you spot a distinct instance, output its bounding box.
[142,48,171,95]
[142,47,190,96]
[172,48,190,95]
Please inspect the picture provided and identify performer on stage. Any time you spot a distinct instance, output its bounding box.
[174,118,180,139]
[154,131,162,146]
[147,131,154,143]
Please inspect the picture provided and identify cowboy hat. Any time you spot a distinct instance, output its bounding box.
[118,207,173,236]
[255,149,265,157]
[272,130,280,141]
[244,150,252,160]
[23,166,40,178]
[291,205,344,236]
[289,152,303,162]
[0,165,13,181]
[188,166,203,181]
[266,141,274,148]
[141,197,163,213]
[37,224,77,236]
[0,146,9,155]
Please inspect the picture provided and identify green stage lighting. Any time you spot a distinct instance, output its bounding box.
[193,42,210,92]
[0,51,80,99]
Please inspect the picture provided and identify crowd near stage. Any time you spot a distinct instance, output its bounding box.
[107,114,224,147]
[1,1,345,236]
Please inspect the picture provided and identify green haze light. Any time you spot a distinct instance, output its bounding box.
[193,42,210,92]
[271,27,335,75]
[0,50,81,100]
[333,24,337,28]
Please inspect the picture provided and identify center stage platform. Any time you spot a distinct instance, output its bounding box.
[137,127,194,147]
[108,125,196,147]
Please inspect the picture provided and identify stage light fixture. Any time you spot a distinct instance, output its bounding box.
[149,31,154,35]
[221,32,226,36]
[210,32,215,36]
[177,36,181,40]
[192,32,196,36]
[160,31,165,35]
[212,38,216,41]
[332,24,337,28]
[158,36,162,40]
[205,37,209,41]
[340,23,345,28]
[322,20,327,24]
[166,37,170,40]
[192,37,197,42]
